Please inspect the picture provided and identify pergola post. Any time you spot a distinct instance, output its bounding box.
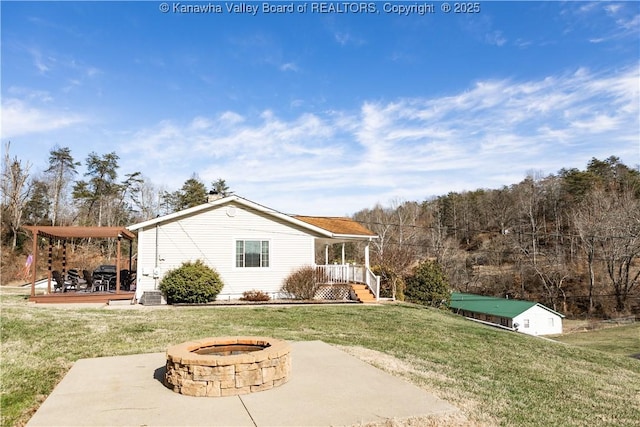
[128,241,133,271]
[30,230,37,298]
[47,237,53,294]
[62,240,67,277]
[116,235,122,293]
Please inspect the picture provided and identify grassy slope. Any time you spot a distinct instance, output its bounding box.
[552,323,640,357]
[1,295,639,427]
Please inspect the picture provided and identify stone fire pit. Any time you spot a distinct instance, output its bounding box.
[165,336,291,397]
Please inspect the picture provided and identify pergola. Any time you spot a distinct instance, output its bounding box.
[24,226,135,297]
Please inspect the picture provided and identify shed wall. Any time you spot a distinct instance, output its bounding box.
[513,305,563,336]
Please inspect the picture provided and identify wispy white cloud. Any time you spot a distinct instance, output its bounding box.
[334,31,362,46]
[280,62,299,72]
[227,32,300,73]
[24,45,102,79]
[461,15,508,47]
[604,4,623,15]
[5,65,636,215]
[29,48,53,74]
[485,30,507,47]
[0,97,87,138]
[113,65,638,214]
[565,2,640,43]
[325,18,366,47]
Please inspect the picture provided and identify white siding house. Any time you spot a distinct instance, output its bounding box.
[450,293,564,336]
[127,195,379,303]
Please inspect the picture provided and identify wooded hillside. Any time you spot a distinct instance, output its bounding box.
[2,142,638,318]
[353,156,640,318]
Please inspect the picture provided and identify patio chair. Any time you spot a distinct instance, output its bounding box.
[127,271,136,291]
[79,269,94,292]
[119,269,130,291]
[91,271,107,292]
[52,270,65,292]
[107,275,117,292]
[52,270,75,292]
[67,269,80,291]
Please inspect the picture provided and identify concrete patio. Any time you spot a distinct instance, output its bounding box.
[27,341,459,426]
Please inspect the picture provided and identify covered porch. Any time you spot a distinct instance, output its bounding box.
[294,215,380,302]
[24,226,136,304]
[313,238,380,301]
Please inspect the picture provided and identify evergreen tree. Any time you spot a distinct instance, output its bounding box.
[178,174,207,209]
[24,179,50,225]
[72,152,120,226]
[404,260,451,308]
[45,146,79,226]
[211,178,230,196]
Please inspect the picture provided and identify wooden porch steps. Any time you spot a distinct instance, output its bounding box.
[351,284,376,303]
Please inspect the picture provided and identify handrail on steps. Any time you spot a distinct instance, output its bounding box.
[315,264,379,301]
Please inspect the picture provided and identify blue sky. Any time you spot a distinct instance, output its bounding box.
[2,1,639,216]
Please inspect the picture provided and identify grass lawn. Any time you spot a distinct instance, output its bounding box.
[552,323,640,357]
[1,294,639,427]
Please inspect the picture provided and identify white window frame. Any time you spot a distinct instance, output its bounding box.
[235,239,270,268]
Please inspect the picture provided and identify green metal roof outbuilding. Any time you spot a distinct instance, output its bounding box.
[452,291,564,318]
[450,293,545,318]
[450,293,565,335]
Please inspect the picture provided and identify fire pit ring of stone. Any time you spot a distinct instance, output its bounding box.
[164,336,291,397]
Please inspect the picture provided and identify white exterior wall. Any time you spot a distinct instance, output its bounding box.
[134,203,316,301]
[513,305,563,336]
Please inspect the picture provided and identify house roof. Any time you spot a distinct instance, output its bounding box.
[127,195,378,240]
[23,226,135,241]
[449,292,564,319]
[294,216,377,237]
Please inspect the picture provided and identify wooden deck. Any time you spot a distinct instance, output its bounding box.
[29,291,135,304]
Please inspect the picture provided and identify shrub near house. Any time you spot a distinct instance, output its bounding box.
[281,265,324,300]
[404,260,451,308]
[159,260,224,304]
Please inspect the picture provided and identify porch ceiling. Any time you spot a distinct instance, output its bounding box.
[315,237,359,246]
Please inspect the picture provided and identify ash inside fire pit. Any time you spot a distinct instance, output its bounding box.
[193,343,269,356]
[165,337,291,397]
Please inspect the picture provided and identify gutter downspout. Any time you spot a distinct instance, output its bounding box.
[154,223,159,290]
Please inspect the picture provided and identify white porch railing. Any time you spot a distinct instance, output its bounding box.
[315,264,379,301]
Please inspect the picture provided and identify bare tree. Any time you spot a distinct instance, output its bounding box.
[574,193,604,314]
[512,173,569,310]
[1,142,32,249]
[354,200,422,299]
[484,187,516,235]
[129,176,163,221]
[596,188,640,312]
[354,204,394,262]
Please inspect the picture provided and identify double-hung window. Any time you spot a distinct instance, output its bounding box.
[236,240,269,268]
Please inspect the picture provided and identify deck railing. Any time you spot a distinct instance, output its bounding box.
[364,266,380,300]
[315,264,379,301]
